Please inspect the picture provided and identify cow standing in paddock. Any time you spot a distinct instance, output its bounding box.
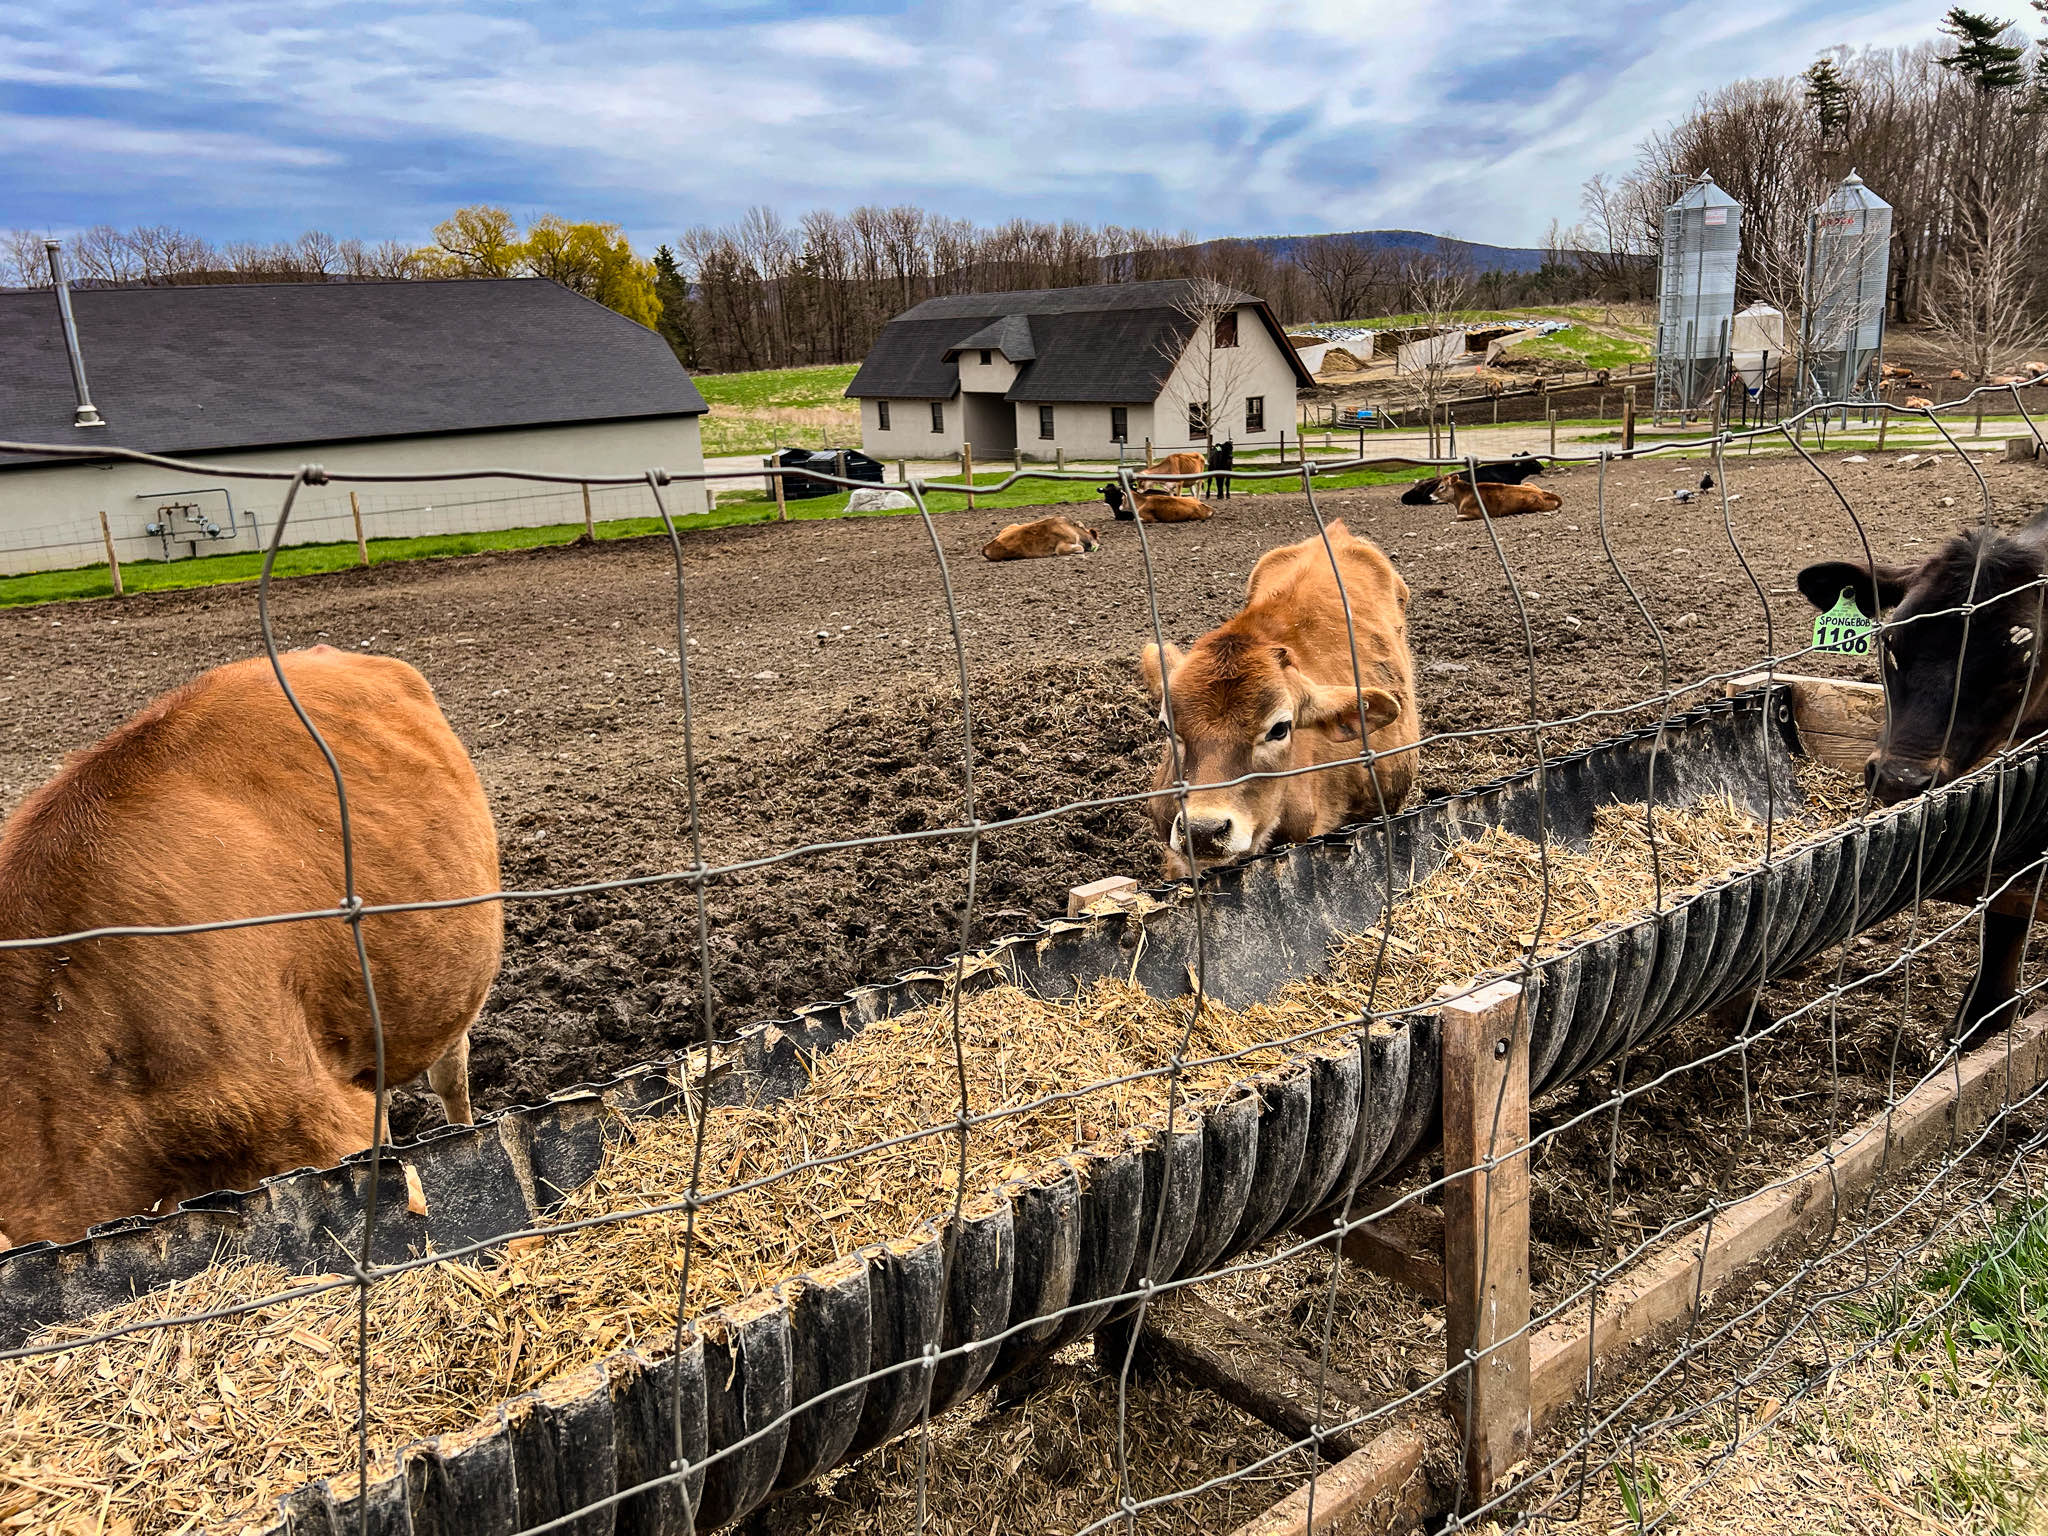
[1206,439,1236,500]
[0,649,502,1246]
[1799,512,2048,1045]
[1137,451,1205,491]
[984,515,1098,561]
[1141,520,1418,874]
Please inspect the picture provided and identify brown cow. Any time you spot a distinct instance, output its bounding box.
[1437,477,1562,519]
[0,649,501,1246]
[1137,451,1205,490]
[1141,520,1418,874]
[983,515,1099,561]
[1135,492,1216,523]
[1905,395,1935,409]
[1949,369,1967,381]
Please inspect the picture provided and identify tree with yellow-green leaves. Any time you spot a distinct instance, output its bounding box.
[415,206,661,329]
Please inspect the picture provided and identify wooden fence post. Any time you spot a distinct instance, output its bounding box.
[897,458,907,484]
[1056,447,1066,472]
[963,441,975,510]
[580,482,595,543]
[98,510,123,597]
[349,491,369,566]
[1876,409,1889,452]
[835,450,847,494]
[768,457,788,522]
[1441,977,1533,1506]
[1547,408,1558,458]
[1621,386,1637,454]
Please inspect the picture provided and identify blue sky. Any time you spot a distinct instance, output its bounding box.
[2,0,1942,251]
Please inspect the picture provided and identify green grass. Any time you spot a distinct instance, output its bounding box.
[692,362,858,411]
[1915,1197,2048,1386]
[0,463,1431,611]
[691,362,862,457]
[1501,324,1652,372]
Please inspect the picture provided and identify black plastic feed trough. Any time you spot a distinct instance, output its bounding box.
[7,687,2046,1535]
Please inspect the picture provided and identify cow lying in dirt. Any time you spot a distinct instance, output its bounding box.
[1142,520,1418,874]
[984,515,1099,561]
[1135,492,1217,523]
[0,648,502,1246]
[1799,511,2048,1046]
[1436,476,1562,519]
[1401,453,1545,506]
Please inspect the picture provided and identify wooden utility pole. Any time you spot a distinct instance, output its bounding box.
[98,510,123,597]
[580,482,595,543]
[349,491,370,566]
[1441,978,1533,1505]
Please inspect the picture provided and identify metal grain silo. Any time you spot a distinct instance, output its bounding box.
[1654,173,1742,419]
[1800,170,1891,404]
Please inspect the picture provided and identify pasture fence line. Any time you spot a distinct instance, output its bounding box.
[0,371,2045,1536]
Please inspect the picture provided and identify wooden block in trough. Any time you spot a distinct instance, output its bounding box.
[1339,1202,1446,1302]
[1728,671,1885,775]
[1067,875,1139,919]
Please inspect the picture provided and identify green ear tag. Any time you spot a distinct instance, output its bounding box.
[1812,588,1875,657]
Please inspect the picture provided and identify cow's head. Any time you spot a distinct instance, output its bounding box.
[1141,632,1401,873]
[1799,520,2048,804]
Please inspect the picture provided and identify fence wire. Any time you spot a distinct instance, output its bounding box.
[0,374,2045,1536]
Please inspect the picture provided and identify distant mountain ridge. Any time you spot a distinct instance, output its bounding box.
[1206,229,1553,276]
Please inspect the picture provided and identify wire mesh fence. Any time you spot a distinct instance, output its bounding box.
[1,377,2047,1536]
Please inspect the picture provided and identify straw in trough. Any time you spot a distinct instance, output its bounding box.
[0,779,1855,1534]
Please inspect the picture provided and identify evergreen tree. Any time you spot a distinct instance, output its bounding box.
[1938,8,2028,91]
[1803,57,1853,144]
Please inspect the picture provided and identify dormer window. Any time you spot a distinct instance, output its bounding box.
[979,349,991,365]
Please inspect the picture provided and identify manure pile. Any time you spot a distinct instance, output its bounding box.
[0,786,1849,1535]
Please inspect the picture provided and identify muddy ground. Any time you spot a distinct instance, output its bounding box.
[2,449,2045,1135]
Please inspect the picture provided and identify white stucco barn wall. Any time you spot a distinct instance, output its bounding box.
[858,396,963,461]
[1152,304,1302,452]
[1006,401,1156,461]
[0,415,706,577]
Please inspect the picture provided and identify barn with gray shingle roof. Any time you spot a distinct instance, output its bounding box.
[846,279,1311,463]
[0,277,709,577]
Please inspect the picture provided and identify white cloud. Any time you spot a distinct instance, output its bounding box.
[0,0,1955,247]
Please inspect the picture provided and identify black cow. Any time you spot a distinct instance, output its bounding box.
[1400,453,1545,506]
[1798,510,2048,1044]
[1206,439,1236,500]
[1099,482,1135,521]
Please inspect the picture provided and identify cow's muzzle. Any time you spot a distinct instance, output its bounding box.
[1865,754,1940,805]
[1172,809,1247,864]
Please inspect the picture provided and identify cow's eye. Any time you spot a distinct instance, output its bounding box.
[1265,719,1293,743]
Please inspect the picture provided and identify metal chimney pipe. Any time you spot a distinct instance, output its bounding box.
[44,239,106,429]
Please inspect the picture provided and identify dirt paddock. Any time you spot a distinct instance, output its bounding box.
[1,448,2044,1135]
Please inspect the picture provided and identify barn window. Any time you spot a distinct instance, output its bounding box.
[931,401,945,433]
[980,349,992,365]
[1245,395,1265,432]
[1188,402,1210,438]
[1039,404,1055,440]
[1110,406,1128,443]
[877,400,891,431]
[1215,312,1239,348]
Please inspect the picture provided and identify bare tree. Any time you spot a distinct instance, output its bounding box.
[1,229,54,287]
[1295,235,1393,322]
[1921,193,2045,378]
[1396,244,1475,455]
[1170,277,1260,452]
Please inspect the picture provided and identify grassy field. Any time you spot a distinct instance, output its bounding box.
[0,463,1426,610]
[693,363,862,457]
[1501,321,1653,372]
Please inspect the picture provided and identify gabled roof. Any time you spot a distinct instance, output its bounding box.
[847,278,1314,404]
[0,277,707,468]
[944,314,1036,362]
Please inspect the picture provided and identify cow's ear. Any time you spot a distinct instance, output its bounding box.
[1299,683,1402,740]
[1797,558,1917,617]
[1141,642,1183,703]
